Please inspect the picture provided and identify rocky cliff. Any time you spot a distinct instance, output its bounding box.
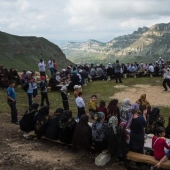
[0,31,72,71]
[62,22,170,63]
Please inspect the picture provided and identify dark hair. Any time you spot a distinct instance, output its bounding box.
[78,92,83,96]
[91,95,97,98]
[156,126,165,136]
[9,80,16,85]
[100,100,106,107]
[116,60,119,63]
[107,99,119,116]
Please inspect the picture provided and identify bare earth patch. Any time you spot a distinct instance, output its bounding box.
[111,84,170,107]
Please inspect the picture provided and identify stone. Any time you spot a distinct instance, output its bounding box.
[95,153,111,166]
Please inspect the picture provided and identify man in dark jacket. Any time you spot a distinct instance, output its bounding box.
[114,60,122,83]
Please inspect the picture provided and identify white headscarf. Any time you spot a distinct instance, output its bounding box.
[108,116,118,134]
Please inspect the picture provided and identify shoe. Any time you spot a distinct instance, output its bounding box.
[12,121,19,125]
[163,89,167,91]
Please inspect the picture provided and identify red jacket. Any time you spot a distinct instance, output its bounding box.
[152,135,170,160]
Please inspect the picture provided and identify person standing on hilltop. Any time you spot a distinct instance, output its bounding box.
[48,57,54,76]
[7,80,19,125]
[38,59,46,77]
[114,60,122,83]
[53,59,58,74]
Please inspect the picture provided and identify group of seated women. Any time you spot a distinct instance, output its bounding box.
[19,93,170,166]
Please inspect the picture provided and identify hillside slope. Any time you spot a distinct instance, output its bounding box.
[62,22,170,63]
[0,31,72,71]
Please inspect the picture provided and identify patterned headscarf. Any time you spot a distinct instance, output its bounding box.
[108,116,118,134]
[131,103,139,114]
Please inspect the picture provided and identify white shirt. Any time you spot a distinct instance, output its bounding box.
[56,75,61,82]
[48,60,54,68]
[75,96,85,108]
[38,62,46,72]
[148,65,154,72]
[77,73,82,82]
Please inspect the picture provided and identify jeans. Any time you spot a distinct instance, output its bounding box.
[8,101,18,122]
[27,93,33,106]
[33,88,38,98]
[49,68,54,76]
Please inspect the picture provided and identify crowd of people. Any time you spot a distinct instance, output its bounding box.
[4,56,170,168]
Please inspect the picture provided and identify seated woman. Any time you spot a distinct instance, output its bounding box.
[120,98,131,123]
[165,117,170,139]
[145,108,165,134]
[107,99,120,123]
[58,110,77,144]
[152,126,170,161]
[107,116,129,160]
[0,66,9,87]
[20,103,39,132]
[129,103,147,154]
[45,108,64,140]
[9,68,20,85]
[72,114,92,151]
[96,100,107,119]
[92,112,108,151]
[49,75,59,90]
[35,106,51,139]
[136,94,151,114]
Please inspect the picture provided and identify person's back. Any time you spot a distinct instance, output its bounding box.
[45,108,64,140]
[90,68,96,76]
[97,67,103,77]
[114,62,121,73]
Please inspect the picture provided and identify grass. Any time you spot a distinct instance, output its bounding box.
[0,77,169,126]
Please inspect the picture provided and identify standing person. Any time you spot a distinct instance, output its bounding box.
[7,80,19,125]
[38,59,46,77]
[53,59,58,73]
[114,60,122,83]
[60,86,69,110]
[27,78,33,107]
[40,76,49,107]
[75,92,86,119]
[48,57,54,76]
[129,103,147,154]
[31,72,38,99]
[73,85,81,98]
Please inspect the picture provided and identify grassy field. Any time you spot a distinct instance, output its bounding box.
[0,77,169,126]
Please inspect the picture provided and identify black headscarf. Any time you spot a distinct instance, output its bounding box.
[38,106,49,115]
[72,114,92,150]
[29,103,39,111]
[148,108,160,125]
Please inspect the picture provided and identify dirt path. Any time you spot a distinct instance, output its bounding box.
[112,84,170,106]
[0,113,126,170]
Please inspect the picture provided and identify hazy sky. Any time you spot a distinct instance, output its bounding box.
[1,0,170,45]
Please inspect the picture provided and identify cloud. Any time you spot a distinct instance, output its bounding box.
[0,0,170,44]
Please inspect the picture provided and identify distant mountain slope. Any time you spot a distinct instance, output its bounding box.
[62,23,170,63]
[0,31,72,71]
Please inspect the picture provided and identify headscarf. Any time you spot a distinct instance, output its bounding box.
[29,103,39,111]
[38,106,49,115]
[120,98,131,111]
[94,112,105,122]
[72,114,92,149]
[108,116,118,134]
[52,108,64,119]
[148,107,160,125]
[136,94,151,109]
[131,103,139,114]
[165,117,170,138]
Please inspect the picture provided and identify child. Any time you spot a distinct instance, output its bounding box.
[40,76,49,107]
[73,85,81,98]
[27,78,33,106]
[61,86,69,110]
[152,126,170,160]
[96,100,107,119]
[31,72,38,99]
[88,95,97,118]
[75,92,86,119]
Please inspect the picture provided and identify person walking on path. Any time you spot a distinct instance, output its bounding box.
[7,80,19,125]
[114,60,122,83]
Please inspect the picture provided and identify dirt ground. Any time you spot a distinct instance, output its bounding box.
[0,113,127,170]
[112,84,170,107]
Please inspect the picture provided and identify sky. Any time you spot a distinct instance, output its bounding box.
[1,0,170,46]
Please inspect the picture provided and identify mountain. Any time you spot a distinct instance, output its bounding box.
[0,31,72,71]
[62,22,170,64]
